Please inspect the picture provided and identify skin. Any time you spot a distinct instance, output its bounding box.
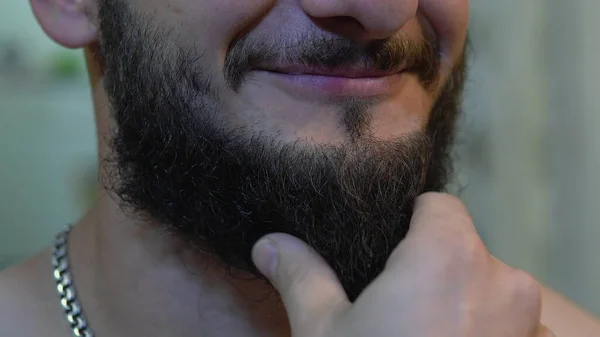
[0,0,599,336]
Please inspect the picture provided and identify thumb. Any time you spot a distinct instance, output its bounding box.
[252,233,350,332]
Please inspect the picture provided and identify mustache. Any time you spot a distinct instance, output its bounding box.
[224,32,441,91]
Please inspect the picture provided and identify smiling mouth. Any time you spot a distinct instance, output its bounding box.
[263,65,403,78]
[254,65,406,97]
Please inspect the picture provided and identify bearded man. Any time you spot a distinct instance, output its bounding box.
[1,0,599,336]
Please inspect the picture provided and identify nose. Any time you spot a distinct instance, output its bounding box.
[300,0,418,40]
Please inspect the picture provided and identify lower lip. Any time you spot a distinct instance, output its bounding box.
[256,71,403,97]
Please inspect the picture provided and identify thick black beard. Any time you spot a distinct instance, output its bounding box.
[98,0,467,301]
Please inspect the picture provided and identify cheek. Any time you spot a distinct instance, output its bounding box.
[138,0,277,59]
[419,0,469,64]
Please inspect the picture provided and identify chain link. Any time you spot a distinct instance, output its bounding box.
[52,226,95,337]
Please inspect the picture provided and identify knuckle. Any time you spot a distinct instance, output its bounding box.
[509,269,542,310]
[438,223,487,265]
[443,235,488,273]
[459,235,488,265]
[421,236,488,280]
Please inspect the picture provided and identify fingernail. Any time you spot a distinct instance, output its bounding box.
[252,238,279,277]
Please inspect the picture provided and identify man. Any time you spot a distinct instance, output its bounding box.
[0,0,599,336]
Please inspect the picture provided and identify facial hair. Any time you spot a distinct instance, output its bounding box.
[97,0,467,301]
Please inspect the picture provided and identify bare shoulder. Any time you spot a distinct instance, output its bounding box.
[542,286,600,336]
[0,249,66,337]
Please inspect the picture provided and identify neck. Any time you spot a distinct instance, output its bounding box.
[68,190,290,337]
[69,49,290,336]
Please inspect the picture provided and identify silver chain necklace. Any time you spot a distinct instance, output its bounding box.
[52,226,95,337]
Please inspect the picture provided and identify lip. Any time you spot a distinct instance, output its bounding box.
[266,65,400,78]
[254,68,404,97]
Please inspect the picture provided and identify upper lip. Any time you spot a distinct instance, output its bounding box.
[260,65,403,78]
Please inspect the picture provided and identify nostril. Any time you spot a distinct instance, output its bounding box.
[308,16,366,39]
[333,16,364,29]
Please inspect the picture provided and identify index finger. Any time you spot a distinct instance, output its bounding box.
[386,192,485,267]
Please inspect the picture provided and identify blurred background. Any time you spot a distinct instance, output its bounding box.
[1,0,599,315]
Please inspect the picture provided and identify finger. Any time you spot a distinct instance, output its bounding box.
[537,325,556,337]
[491,258,543,321]
[386,192,484,267]
[252,233,350,332]
[407,192,477,239]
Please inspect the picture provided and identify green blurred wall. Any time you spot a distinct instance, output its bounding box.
[0,2,97,268]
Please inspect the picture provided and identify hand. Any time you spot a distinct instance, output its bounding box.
[252,192,555,337]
